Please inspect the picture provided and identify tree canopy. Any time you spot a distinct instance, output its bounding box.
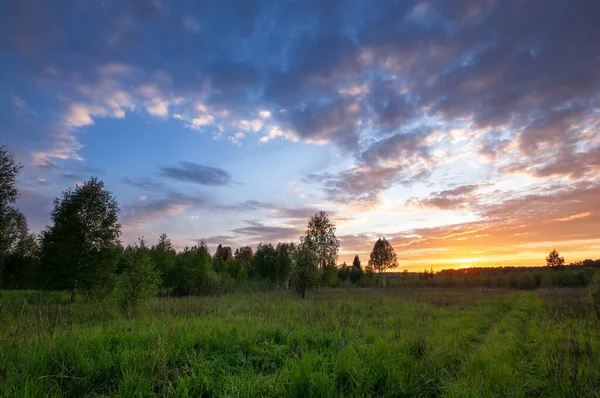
[546,249,565,267]
[39,177,122,302]
[368,238,397,287]
[0,146,23,277]
[301,211,339,269]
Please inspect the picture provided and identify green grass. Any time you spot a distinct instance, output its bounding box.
[1,288,599,397]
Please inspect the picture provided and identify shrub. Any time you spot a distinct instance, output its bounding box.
[290,247,320,299]
[516,273,536,290]
[115,246,161,314]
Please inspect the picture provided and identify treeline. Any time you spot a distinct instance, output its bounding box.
[2,146,386,307]
[1,146,599,305]
[383,263,600,290]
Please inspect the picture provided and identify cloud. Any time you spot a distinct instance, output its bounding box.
[338,182,600,267]
[121,177,171,193]
[3,0,600,263]
[406,184,487,210]
[230,220,303,243]
[556,212,591,222]
[121,192,208,227]
[160,161,232,186]
[215,200,271,212]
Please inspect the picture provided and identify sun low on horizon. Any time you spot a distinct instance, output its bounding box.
[2,0,599,271]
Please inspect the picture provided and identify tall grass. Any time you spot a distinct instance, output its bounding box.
[1,288,598,397]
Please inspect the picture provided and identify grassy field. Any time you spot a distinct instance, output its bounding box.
[1,288,599,397]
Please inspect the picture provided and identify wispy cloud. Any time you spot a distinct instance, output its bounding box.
[160,161,232,186]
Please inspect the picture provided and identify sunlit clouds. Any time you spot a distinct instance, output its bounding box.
[2,0,599,269]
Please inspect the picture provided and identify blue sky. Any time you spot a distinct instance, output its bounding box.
[2,0,599,269]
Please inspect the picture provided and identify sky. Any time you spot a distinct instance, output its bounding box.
[1,0,599,270]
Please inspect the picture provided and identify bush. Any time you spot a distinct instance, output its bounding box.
[115,247,161,314]
[516,273,536,290]
[321,264,339,287]
[290,247,320,298]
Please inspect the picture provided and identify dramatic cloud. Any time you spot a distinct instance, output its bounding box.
[160,162,232,186]
[4,0,600,267]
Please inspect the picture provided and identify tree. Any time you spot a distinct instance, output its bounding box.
[301,211,339,270]
[253,243,278,282]
[338,262,351,282]
[276,242,294,287]
[168,244,214,295]
[213,244,232,271]
[1,208,38,289]
[150,233,176,286]
[290,246,320,299]
[39,177,122,303]
[546,249,565,267]
[221,246,233,263]
[116,239,161,314]
[368,238,397,287]
[0,146,23,279]
[235,246,254,277]
[350,255,363,283]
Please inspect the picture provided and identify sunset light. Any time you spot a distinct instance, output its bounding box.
[2,0,599,272]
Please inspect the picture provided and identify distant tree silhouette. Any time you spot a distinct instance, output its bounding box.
[338,262,350,282]
[546,249,565,267]
[350,255,363,283]
[369,238,398,287]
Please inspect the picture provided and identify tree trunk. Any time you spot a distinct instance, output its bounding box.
[379,273,386,288]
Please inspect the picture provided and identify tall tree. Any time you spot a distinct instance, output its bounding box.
[350,255,363,283]
[352,255,361,270]
[0,146,23,279]
[39,177,122,303]
[301,211,339,269]
[220,246,233,262]
[546,249,565,267]
[234,246,254,277]
[368,238,397,287]
[213,244,225,272]
[150,233,176,286]
[253,242,277,282]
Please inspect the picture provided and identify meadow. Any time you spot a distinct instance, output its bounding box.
[1,287,599,397]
